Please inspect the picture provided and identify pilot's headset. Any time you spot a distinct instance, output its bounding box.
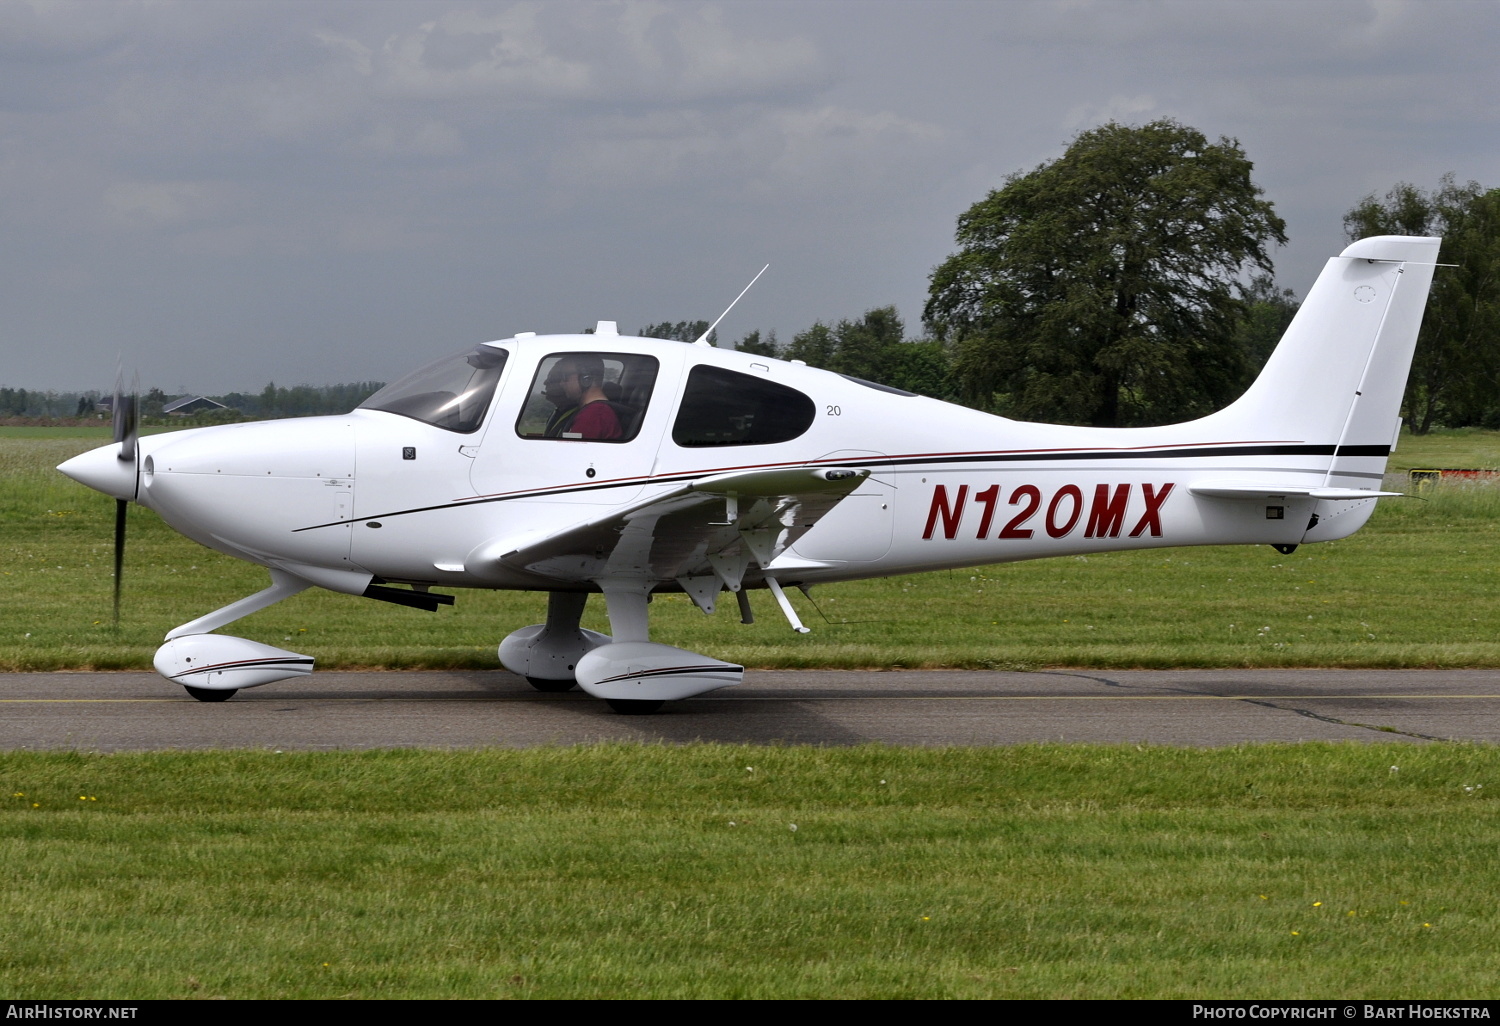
[574,356,606,390]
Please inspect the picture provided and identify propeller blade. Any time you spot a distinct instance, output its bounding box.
[113,370,139,464]
[109,368,139,624]
[111,369,123,442]
[113,498,127,626]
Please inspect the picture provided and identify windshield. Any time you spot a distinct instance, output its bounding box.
[359,345,508,433]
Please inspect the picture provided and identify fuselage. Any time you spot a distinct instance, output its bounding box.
[52,236,1438,705]
[81,329,1390,596]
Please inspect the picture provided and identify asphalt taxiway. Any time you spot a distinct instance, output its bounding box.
[3,669,1499,749]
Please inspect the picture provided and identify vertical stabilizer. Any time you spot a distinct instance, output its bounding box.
[1208,236,1440,482]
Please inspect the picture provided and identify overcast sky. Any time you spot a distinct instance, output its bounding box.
[1,0,1495,393]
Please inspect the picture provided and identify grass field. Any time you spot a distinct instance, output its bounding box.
[4,426,1499,670]
[6,428,1500,1000]
[3,743,1500,999]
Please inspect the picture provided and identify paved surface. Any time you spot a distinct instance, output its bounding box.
[3,669,1499,749]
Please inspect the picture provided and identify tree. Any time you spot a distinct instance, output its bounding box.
[638,320,714,345]
[783,308,901,378]
[829,306,906,376]
[1235,273,1300,380]
[784,321,835,367]
[877,338,952,399]
[142,387,169,418]
[1344,176,1500,433]
[733,329,780,357]
[778,307,953,399]
[924,119,1286,426]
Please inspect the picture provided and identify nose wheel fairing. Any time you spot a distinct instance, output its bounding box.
[154,634,314,691]
[150,567,322,698]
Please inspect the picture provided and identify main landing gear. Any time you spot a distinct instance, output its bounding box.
[499,591,609,694]
[498,584,744,714]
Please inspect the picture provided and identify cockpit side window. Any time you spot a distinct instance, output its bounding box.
[515,352,659,442]
[672,365,816,447]
[359,345,507,434]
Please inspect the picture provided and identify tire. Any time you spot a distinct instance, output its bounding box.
[605,698,665,715]
[526,676,577,692]
[184,686,237,702]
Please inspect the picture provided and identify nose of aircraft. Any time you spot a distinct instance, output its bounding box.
[58,443,138,501]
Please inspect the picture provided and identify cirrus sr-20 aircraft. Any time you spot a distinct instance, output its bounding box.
[60,235,1439,713]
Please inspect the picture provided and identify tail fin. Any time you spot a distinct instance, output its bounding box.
[1208,235,1440,483]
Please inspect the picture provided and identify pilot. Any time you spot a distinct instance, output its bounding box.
[544,355,622,440]
[542,366,578,436]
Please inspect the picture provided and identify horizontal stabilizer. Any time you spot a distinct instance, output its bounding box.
[1189,484,1402,500]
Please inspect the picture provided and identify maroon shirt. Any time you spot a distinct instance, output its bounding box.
[567,401,622,440]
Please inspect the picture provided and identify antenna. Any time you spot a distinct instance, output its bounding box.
[693,264,769,346]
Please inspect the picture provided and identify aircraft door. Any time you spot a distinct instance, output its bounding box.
[469,347,682,507]
[348,344,507,579]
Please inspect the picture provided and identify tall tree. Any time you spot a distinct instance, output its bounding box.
[925,119,1286,426]
[1235,273,1300,381]
[1344,176,1500,433]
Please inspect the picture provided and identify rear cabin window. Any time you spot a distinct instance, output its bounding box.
[515,352,659,443]
[672,366,816,447]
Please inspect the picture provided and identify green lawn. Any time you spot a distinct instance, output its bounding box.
[1388,427,1500,474]
[0,425,172,439]
[4,427,1500,670]
[3,744,1498,999]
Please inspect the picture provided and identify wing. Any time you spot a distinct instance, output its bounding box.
[469,465,873,594]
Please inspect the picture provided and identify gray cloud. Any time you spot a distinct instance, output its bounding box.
[0,0,1493,393]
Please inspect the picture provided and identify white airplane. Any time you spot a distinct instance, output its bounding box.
[60,235,1439,713]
